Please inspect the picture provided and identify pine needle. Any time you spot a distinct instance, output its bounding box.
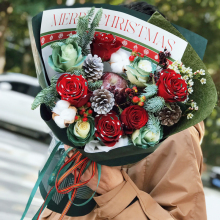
[88,80,103,91]
[31,75,59,110]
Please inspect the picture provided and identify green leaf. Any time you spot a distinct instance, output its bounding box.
[165,102,172,110]
[50,41,65,49]
[67,117,95,147]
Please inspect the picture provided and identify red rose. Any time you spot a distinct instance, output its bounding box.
[95,111,123,147]
[90,33,122,61]
[156,69,188,102]
[120,106,148,134]
[56,74,91,107]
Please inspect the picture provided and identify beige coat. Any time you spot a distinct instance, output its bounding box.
[41,122,207,220]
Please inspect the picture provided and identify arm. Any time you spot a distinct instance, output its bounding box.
[92,123,206,220]
[93,170,173,220]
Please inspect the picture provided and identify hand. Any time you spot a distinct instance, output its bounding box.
[64,145,124,195]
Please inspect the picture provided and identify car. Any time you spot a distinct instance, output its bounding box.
[209,166,220,188]
[0,72,50,138]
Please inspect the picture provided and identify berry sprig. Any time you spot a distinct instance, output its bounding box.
[130,87,146,107]
[75,102,93,122]
[129,50,145,62]
[158,48,171,69]
[132,95,146,106]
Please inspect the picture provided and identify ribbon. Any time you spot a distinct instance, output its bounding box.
[21,143,101,220]
[34,150,101,220]
[20,141,62,220]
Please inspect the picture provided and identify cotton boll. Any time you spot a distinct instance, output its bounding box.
[52,106,62,115]
[60,108,76,121]
[55,100,70,112]
[110,53,122,63]
[111,62,124,73]
[110,49,130,73]
[54,116,66,128]
[123,59,130,66]
[117,49,129,60]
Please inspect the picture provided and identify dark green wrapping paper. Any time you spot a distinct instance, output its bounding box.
[148,12,217,138]
[32,5,217,166]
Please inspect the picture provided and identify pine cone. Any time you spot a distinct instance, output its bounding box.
[83,54,103,82]
[90,89,115,114]
[158,103,182,126]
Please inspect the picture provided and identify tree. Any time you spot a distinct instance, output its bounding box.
[0,0,58,75]
[0,0,11,73]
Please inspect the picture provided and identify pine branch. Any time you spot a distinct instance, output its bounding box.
[82,8,103,53]
[76,7,95,49]
[86,6,95,23]
[66,34,80,44]
[62,8,103,55]
[71,69,86,78]
[146,113,161,134]
[144,96,165,113]
[141,84,158,99]
[31,75,59,110]
[88,80,103,91]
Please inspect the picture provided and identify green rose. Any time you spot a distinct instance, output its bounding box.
[131,126,162,148]
[48,41,86,73]
[126,57,156,87]
[67,117,95,147]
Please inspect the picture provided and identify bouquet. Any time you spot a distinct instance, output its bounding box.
[32,8,208,155]
[22,5,217,220]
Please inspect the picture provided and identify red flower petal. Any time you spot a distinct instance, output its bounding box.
[95,111,122,147]
[156,69,188,102]
[120,106,149,134]
[56,74,89,108]
[90,33,122,61]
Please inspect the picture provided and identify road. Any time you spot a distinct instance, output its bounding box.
[0,128,220,220]
[0,128,49,220]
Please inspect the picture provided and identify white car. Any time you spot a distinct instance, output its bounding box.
[0,73,50,138]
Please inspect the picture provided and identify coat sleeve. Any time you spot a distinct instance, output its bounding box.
[93,171,173,220]
[93,123,207,220]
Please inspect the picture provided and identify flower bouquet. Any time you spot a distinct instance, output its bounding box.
[22,4,217,220]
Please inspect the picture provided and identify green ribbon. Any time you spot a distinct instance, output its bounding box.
[32,149,75,220]
[20,141,62,220]
[32,187,57,220]
[21,141,102,220]
[48,147,73,186]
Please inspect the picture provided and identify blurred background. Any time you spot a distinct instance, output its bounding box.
[0,0,219,219]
